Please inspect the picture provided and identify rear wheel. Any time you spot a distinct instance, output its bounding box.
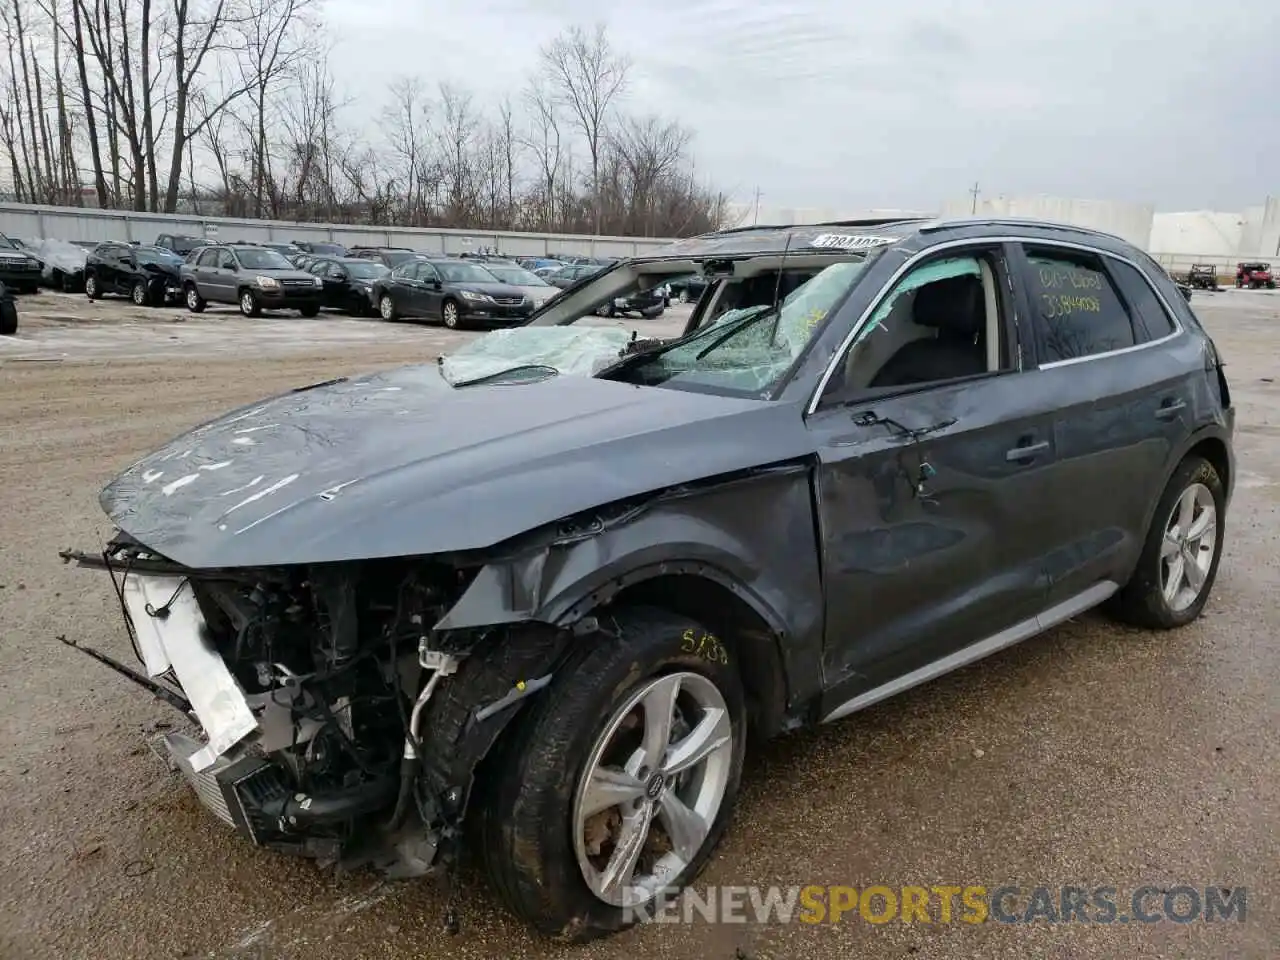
[1108,455,1225,629]
[239,289,261,317]
[184,283,206,313]
[478,607,745,942]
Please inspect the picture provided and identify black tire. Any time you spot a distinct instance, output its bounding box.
[184,283,206,313]
[239,288,261,317]
[299,303,320,318]
[379,293,398,322]
[641,306,664,319]
[595,301,615,318]
[442,298,461,329]
[477,606,747,942]
[677,289,689,304]
[0,299,16,335]
[1107,455,1226,629]
[131,279,150,307]
[84,273,99,300]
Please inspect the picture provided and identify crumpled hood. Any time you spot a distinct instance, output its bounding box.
[101,364,813,569]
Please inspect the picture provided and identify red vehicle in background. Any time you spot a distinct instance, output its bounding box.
[1235,262,1275,288]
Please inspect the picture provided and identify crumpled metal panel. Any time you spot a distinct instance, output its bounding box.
[121,575,257,770]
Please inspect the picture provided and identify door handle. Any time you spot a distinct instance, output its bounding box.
[1155,398,1187,420]
[1006,440,1050,462]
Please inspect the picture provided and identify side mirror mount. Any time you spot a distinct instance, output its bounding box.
[432,279,443,290]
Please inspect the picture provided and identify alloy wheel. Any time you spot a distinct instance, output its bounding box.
[572,671,733,909]
[1160,482,1217,612]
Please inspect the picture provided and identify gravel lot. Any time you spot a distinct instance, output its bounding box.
[1,290,1276,959]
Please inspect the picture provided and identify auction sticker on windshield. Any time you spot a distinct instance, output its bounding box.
[810,234,895,249]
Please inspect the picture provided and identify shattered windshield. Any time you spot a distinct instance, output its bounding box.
[439,326,634,386]
[611,261,870,396]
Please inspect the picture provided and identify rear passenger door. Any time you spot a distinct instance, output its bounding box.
[1009,242,1195,607]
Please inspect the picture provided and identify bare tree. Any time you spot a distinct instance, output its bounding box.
[539,23,629,235]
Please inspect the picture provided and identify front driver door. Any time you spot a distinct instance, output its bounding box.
[417,263,445,317]
[809,245,1059,718]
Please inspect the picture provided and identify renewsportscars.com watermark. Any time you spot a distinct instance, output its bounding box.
[625,884,1248,926]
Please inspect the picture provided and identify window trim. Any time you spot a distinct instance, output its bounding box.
[805,235,1184,416]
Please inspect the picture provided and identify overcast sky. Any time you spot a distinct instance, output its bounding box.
[322,0,1279,214]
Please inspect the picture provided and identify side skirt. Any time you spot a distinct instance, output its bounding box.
[820,581,1118,724]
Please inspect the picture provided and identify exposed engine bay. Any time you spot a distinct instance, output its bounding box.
[61,530,571,882]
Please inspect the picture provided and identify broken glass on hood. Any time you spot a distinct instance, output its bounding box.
[439,325,635,386]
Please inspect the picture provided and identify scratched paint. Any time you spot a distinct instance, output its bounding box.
[216,474,300,528]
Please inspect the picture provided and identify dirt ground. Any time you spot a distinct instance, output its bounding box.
[0,289,1276,960]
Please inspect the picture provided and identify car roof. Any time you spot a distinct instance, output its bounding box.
[636,216,1143,261]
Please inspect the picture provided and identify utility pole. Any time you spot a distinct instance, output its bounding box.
[969,181,981,214]
[753,186,762,225]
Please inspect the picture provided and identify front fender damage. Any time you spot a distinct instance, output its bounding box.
[430,462,824,733]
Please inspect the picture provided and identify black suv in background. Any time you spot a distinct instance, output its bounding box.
[84,242,186,306]
[179,244,324,316]
[304,256,390,315]
[294,240,349,257]
[371,257,534,328]
[349,246,418,269]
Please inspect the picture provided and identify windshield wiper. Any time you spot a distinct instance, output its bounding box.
[450,364,560,387]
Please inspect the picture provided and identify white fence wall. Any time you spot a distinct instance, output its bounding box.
[941,195,1155,249]
[0,201,678,258]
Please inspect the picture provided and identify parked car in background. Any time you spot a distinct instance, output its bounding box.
[305,256,390,315]
[259,241,303,258]
[545,263,605,289]
[1235,262,1274,289]
[515,257,564,272]
[349,247,420,269]
[20,239,88,292]
[593,281,666,319]
[60,217,1235,944]
[84,242,185,306]
[371,257,535,328]
[0,231,44,293]
[180,244,323,317]
[295,240,349,257]
[474,261,561,309]
[0,281,16,333]
[155,234,206,257]
[667,273,710,304]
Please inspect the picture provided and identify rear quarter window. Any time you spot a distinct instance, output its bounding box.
[1106,259,1177,342]
[1022,248,1136,363]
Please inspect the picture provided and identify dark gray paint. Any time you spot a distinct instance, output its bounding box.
[96,216,1236,730]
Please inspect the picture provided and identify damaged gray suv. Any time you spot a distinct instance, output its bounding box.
[61,216,1235,941]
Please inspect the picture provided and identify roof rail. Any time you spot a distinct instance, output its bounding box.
[813,216,933,228]
[921,216,1127,243]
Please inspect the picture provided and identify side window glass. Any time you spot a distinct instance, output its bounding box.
[197,248,216,267]
[420,264,439,283]
[1107,259,1177,342]
[1023,248,1135,363]
[218,250,236,269]
[834,254,999,394]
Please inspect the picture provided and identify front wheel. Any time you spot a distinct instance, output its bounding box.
[184,283,206,313]
[478,607,745,942]
[131,279,150,307]
[379,294,398,321]
[239,289,261,317]
[1107,454,1225,629]
[442,299,461,329]
[677,289,689,304]
[84,273,99,300]
[299,303,320,318]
